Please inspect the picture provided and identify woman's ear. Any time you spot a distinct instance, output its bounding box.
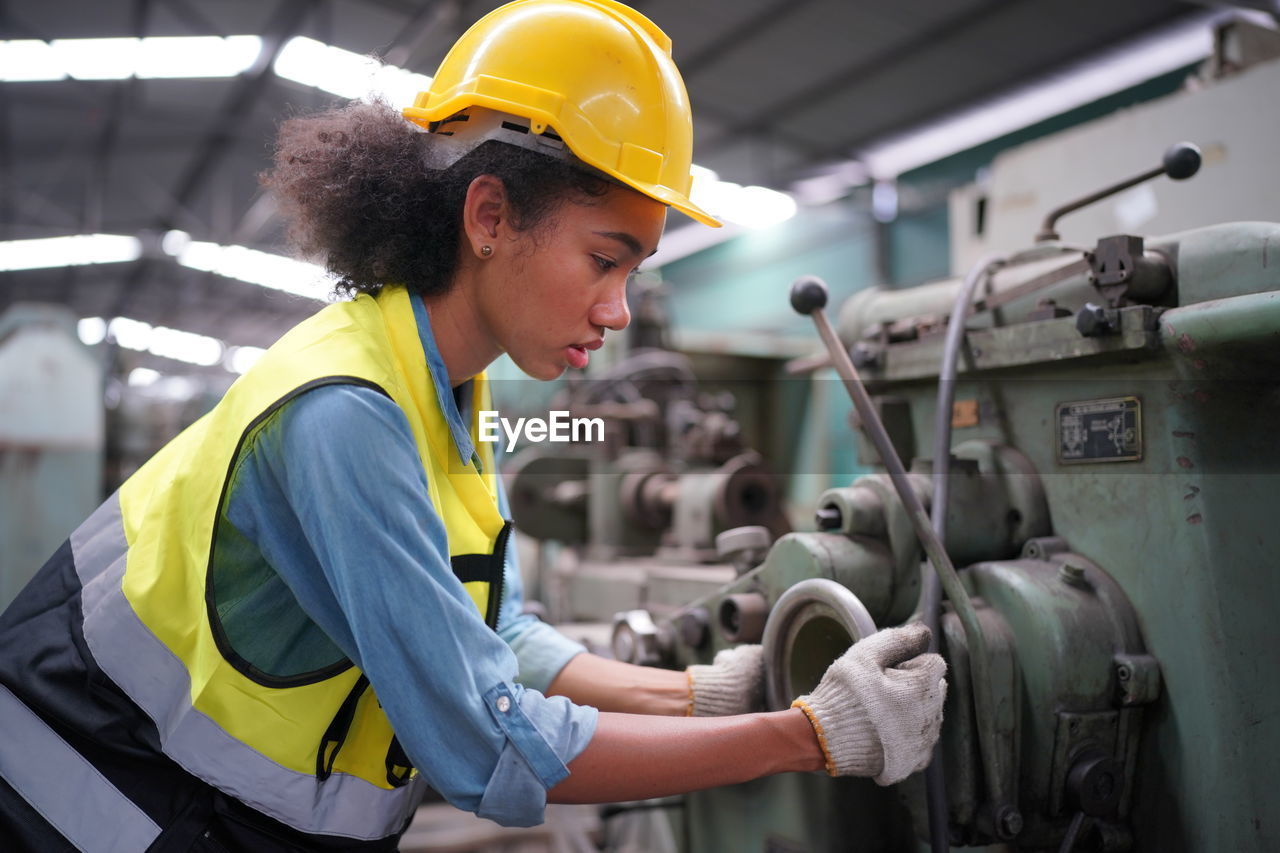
[462,175,507,260]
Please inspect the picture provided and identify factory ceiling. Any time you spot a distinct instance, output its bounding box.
[0,0,1223,369]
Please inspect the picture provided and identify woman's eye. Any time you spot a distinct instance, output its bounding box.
[593,255,617,272]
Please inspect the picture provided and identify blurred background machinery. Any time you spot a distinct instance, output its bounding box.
[505,337,792,637]
[0,304,103,611]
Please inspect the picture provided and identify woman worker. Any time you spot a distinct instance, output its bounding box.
[0,1,946,850]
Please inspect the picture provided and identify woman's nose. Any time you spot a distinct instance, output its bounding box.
[590,280,632,331]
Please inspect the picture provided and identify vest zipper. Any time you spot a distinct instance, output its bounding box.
[484,521,513,631]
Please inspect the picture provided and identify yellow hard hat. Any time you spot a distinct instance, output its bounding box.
[403,0,719,227]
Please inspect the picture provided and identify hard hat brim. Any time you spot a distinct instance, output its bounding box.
[405,100,720,228]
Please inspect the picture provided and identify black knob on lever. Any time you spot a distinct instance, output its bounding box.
[1162,142,1201,180]
[790,275,829,315]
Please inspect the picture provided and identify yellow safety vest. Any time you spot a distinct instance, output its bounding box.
[78,285,506,841]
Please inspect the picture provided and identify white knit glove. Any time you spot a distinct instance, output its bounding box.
[685,644,766,716]
[791,623,946,785]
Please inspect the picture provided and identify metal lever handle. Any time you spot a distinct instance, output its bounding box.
[790,275,1017,836]
[1035,141,1201,242]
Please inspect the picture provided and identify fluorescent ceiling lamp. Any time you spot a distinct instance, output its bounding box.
[103,316,223,367]
[227,345,267,374]
[83,314,268,375]
[688,165,798,230]
[0,37,261,82]
[648,165,799,269]
[0,234,141,271]
[55,38,140,80]
[135,36,262,79]
[859,13,1218,178]
[274,36,432,106]
[127,367,161,387]
[172,240,330,301]
[0,40,65,81]
[77,317,108,346]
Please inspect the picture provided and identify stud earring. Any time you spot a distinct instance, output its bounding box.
[480,245,493,257]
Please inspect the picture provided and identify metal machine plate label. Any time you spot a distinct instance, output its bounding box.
[1056,396,1142,464]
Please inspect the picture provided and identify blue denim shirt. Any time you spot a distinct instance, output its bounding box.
[221,294,594,827]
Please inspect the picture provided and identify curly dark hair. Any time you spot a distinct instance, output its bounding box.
[261,100,613,298]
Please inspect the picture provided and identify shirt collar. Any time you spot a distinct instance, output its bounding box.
[409,292,481,471]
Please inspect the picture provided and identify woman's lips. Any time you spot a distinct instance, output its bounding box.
[565,338,603,370]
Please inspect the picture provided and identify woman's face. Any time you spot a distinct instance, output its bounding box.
[481,185,666,380]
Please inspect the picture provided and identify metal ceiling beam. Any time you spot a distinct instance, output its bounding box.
[158,0,227,36]
[0,189,80,231]
[227,1,461,246]
[0,0,11,241]
[696,0,1022,159]
[162,0,316,229]
[111,0,316,321]
[677,0,819,78]
[674,0,840,167]
[381,0,460,68]
[817,5,1205,164]
[359,0,445,16]
[85,0,151,234]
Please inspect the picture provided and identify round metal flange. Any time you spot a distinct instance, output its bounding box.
[762,578,878,711]
[620,468,676,530]
[610,609,669,666]
[505,450,589,543]
[713,453,779,528]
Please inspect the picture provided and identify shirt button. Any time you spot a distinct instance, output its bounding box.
[496,696,511,713]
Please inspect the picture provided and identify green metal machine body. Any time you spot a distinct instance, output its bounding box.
[653,221,1280,852]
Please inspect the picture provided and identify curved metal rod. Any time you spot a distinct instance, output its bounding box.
[1036,166,1162,241]
[921,253,1006,851]
[794,281,1010,817]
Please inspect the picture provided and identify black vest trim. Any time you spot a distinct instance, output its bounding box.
[448,520,512,630]
[204,376,391,690]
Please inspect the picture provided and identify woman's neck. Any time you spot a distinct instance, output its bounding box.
[419,272,500,388]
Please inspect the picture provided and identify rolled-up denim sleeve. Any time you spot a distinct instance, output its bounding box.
[224,384,596,826]
[494,481,586,693]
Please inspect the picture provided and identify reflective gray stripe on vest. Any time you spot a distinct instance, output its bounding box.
[0,684,161,853]
[72,495,424,840]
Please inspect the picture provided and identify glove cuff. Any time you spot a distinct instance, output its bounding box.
[791,699,837,776]
[687,661,751,716]
[793,687,883,778]
[686,645,765,717]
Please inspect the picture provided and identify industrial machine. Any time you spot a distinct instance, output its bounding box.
[514,142,1279,851]
[0,304,103,612]
[506,343,792,631]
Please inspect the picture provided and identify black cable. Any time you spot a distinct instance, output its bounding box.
[921,254,1006,853]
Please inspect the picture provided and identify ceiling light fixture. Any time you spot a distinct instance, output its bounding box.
[80,313,271,376]
[273,36,432,106]
[0,36,261,82]
[171,240,329,301]
[0,234,142,270]
[102,315,224,367]
[227,346,267,374]
[688,165,799,230]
